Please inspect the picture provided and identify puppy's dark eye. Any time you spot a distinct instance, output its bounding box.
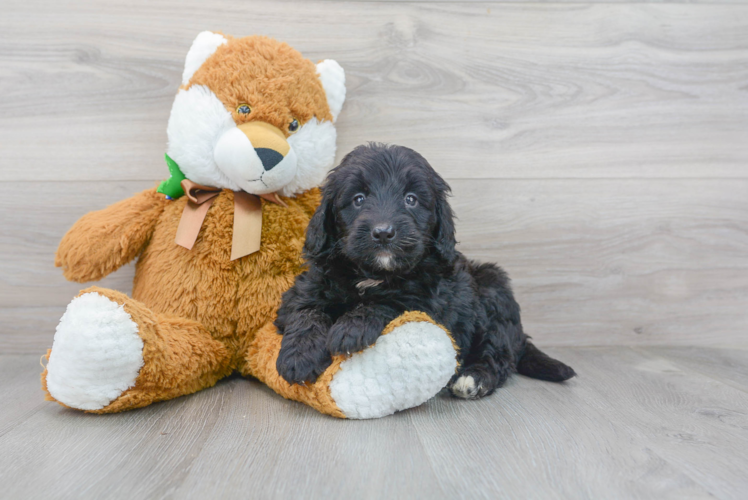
[405,194,418,207]
[353,193,366,208]
[289,119,299,133]
[236,104,251,115]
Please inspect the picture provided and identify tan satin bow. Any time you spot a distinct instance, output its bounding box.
[174,179,286,260]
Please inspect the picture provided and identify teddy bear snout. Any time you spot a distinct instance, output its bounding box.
[213,121,297,195]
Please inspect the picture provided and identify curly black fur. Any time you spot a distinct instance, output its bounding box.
[275,143,575,398]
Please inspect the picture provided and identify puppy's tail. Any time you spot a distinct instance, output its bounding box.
[516,342,576,382]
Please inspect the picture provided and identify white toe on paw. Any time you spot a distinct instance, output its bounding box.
[451,375,481,399]
[45,293,144,410]
[329,321,457,419]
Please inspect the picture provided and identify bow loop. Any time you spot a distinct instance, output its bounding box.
[182,179,222,205]
[173,179,285,260]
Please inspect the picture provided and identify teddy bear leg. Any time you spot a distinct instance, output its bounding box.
[243,312,458,419]
[42,286,232,413]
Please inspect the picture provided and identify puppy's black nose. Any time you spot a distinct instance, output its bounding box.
[371,224,396,243]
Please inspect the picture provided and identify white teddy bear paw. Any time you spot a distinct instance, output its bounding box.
[329,321,457,419]
[46,292,144,410]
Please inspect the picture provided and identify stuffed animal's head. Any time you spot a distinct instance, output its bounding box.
[165,32,346,197]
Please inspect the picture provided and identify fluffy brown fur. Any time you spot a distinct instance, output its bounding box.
[188,35,333,134]
[45,188,323,412]
[44,285,232,413]
[55,187,169,283]
[42,33,349,415]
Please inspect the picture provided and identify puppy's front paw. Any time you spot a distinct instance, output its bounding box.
[276,338,331,385]
[327,319,380,356]
[448,370,494,400]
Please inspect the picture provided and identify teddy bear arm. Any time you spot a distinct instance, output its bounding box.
[55,187,168,283]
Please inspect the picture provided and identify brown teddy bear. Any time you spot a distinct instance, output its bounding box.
[41,32,458,419]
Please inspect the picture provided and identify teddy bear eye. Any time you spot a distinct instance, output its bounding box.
[236,104,251,114]
[289,119,299,133]
[405,194,418,207]
[353,193,366,207]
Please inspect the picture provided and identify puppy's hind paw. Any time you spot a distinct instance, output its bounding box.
[449,375,482,399]
[448,368,498,400]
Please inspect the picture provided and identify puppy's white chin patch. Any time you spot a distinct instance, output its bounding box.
[376,253,395,271]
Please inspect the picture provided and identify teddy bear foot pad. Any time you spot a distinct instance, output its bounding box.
[45,292,144,410]
[329,320,458,419]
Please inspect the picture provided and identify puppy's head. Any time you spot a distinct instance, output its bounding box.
[305,143,456,273]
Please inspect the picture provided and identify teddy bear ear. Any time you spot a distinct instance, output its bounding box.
[316,60,346,122]
[181,31,228,85]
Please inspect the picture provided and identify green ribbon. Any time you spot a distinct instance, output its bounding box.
[157,153,186,199]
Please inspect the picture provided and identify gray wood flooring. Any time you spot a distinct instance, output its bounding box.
[1,0,747,498]
[1,347,747,499]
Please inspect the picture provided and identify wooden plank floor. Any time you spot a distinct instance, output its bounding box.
[0,347,746,499]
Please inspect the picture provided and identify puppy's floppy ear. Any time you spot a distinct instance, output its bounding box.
[304,187,336,260]
[432,176,457,263]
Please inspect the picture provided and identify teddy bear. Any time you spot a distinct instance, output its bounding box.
[40,32,458,419]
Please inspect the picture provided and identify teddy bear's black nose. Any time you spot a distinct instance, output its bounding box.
[255,148,284,171]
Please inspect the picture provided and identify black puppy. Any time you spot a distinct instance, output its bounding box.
[275,143,575,399]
